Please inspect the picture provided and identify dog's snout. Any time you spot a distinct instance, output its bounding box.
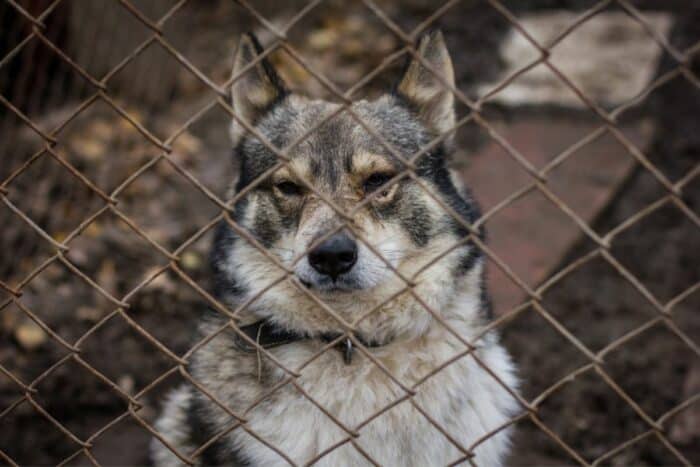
[308,233,358,279]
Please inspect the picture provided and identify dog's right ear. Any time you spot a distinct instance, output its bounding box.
[396,30,456,147]
[230,33,288,144]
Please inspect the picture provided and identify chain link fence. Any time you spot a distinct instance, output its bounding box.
[1,0,699,465]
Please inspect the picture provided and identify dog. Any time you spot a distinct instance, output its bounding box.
[151,30,519,467]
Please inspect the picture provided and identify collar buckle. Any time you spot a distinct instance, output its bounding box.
[343,337,354,365]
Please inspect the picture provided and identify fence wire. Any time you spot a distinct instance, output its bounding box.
[0,0,699,466]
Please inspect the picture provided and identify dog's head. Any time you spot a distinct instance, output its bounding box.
[212,31,485,341]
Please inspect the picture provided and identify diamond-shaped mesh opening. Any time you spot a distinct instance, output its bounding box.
[604,321,700,421]
[116,156,221,250]
[71,413,156,466]
[159,2,241,85]
[291,1,403,97]
[501,305,590,400]
[108,267,213,359]
[42,98,160,193]
[545,125,653,234]
[595,431,694,467]
[482,188,580,312]
[13,260,114,345]
[539,254,661,352]
[1,300,72,456]
[0,298,72,385]
[75,307,183,396]
[30,356,129,427]
[3,146,106,237]
[0,6,93,118]
[609,198,700,302]
[509,413,598,466]
[531,369,654,463]
[174,103,238,189]
[0,396,83,465]
[62,210,170,295]
[53,0,167,82]
[457,119,534,198]
[104,39,217,132]
[168,232,215,294]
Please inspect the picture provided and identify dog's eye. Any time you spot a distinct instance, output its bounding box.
[363,172,394,196]
[275,180,303,196]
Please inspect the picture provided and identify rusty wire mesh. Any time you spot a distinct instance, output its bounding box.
[0,0,699,465]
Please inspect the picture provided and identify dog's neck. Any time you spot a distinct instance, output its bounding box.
[232,318,390,364]
[216,259,488,358]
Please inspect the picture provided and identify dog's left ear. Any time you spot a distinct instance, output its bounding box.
[396,30,456,146]
[230,33,288,144]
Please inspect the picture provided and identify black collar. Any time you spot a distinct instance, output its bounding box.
[234,319,385,364]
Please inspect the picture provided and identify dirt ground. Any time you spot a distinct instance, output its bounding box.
[1,1,698,466]
[505,75,700,466]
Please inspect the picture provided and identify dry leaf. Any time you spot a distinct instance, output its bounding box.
[78,138,107,161]
[14,321,46,351]
[85,221,103,238]
[53,231,68,243]
[117,374,135,393]
[173,133,202,156]
[143,267,176,293]
[77,306,101,322]
[308,29,338,50]
[89,119,113,140]
[181,251,202,270]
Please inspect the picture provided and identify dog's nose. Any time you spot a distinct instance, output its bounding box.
[308,233,358,280]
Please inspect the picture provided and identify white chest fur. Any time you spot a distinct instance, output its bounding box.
[226,330,518,467]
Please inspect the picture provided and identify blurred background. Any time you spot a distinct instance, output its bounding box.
[0,0,698,465]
